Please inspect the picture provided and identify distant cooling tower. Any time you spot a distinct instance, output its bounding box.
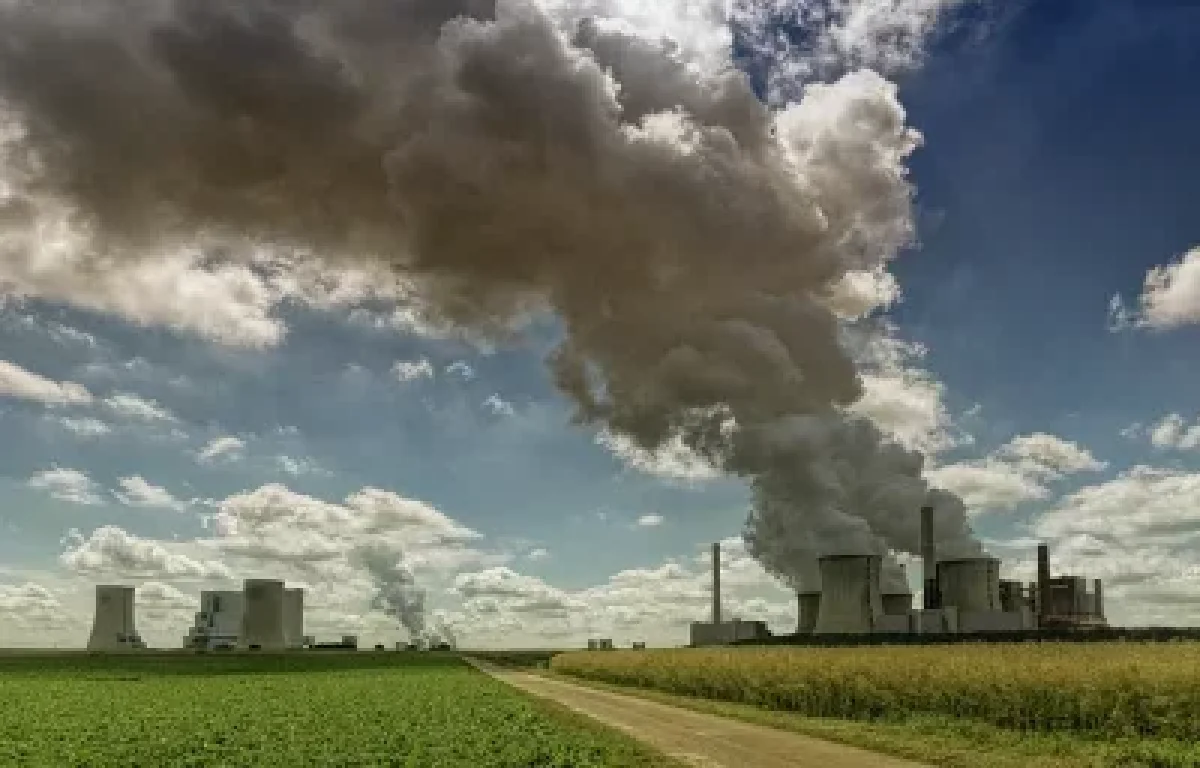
[796,591,821,634]
[813,555,883,635]
[87,585,142,651]
[241,579,286,650]
[283,588,304,649]
[937,558,1001,612]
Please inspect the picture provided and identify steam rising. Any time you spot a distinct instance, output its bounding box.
[354,543,428,642]
[0,0,983,593]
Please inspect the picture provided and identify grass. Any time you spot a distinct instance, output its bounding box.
[550,644,1200,768]
[0,652,675,767]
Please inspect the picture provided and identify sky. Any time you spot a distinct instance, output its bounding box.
[1,0,1199,649]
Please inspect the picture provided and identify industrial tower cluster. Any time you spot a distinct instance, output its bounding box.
[86,579,311,652]
[691,505,1106,646]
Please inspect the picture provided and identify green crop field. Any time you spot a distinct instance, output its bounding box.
[0,652,668,767]
[551,643,1200,767]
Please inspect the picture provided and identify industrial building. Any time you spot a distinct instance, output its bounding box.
[693,504,1106,646]
[586,638,614,650]
[184,581,306,651]
[87,585,145,651]
[794,506,1104,637]
[689,542,771,646]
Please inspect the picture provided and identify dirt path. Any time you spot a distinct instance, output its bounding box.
[466,660,928,768]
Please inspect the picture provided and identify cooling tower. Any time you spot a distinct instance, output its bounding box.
[240,579,286,650]
[87,585,141,651]
[882,563,912,615]
[796,591,821,634]
[283,588,304,649]
[813,555,883,635]
[937,558,1001,612]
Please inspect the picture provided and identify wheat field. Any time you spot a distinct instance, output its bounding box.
[551,643,1200,742]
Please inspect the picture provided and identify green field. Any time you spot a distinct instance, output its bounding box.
[0,652,669,767]
[551,643,1200,767]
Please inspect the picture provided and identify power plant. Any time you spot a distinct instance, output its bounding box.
[693,505,1106,646]
[184,581,310,651]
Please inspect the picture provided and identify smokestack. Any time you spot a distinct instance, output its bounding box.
[1093,578,1104,619]
[712,542,721,625]
[1037,543,1050,623]
[920,505,938,609]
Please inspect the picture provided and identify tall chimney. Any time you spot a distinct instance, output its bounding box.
[920,505,938,609]
[712,542,721,625]
[1093,578,1104,619]
[1037,543,1050,624]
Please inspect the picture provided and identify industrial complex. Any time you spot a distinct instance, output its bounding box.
[691,504,1107,646]
[87,579,330,652]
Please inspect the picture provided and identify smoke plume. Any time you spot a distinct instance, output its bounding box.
[0,0,983,593]
[354,543,428,642]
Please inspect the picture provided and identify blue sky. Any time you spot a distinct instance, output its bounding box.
[1,0,1199,648]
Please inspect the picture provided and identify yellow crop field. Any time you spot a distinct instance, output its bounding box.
[551,643,1200,742]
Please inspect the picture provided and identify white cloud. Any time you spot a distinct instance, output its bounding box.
[928,433,1105,514]
[526,548,550,562]
[197,435,246,463]
[1142,413,1200,452]
[392,358,435,382]
[0,359,92,405]
[104,392,177,423]
[114,476,188,513]
[1110,246,1200,331]
[54,416,112,437]
[444,361,475,380]
[60,526,232,580]
[275,455,326,477]
[28,467,102,505]
[482,394,515,417]
[597,430,720,483]
[0,582,74,636]
[636,513,665,528]
[846,331,968,454]
[824,267,901,319]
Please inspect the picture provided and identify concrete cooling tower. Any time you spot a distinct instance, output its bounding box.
[241,579,286,650]
[796,591,821,634]
[283,588,304,649]
[938,558,1001,613]
[813,555,883,635]
[87,585,143,651]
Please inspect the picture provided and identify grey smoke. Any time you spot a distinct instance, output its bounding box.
[354,544,427,642]
[0,0,983,594]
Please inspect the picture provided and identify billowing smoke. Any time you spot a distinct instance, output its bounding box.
[354,543,428,642]
[0,0,982,593]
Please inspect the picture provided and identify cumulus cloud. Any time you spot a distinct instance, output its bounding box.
[28,467,103,505]
[114,476,189,513]
[928,433,1106,514]
[392,358,435,382]
[53,416,113,438]
[846,331,968,455]
[0,582,74,634]
[597,430,721,483]
[0,359,92,405]
[1140,413,1200,452]
[197,435,246,463]
[104,392,177,423]
[482,394,516,417]
[1110,247,1200,331]
[60,526,232,580]
[636,513,665,528]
